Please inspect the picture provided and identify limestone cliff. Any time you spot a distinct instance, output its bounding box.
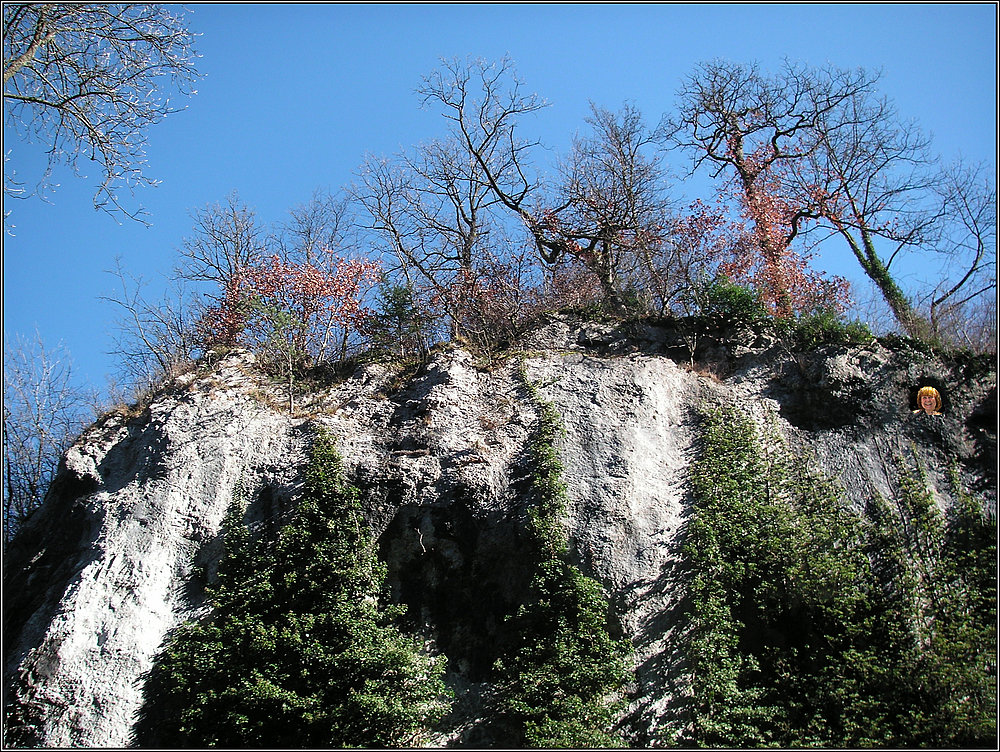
[3,316,995,747]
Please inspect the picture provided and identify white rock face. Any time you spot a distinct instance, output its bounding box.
[4,354,306,747]
[523,352,700,738]
[3,323,994,747]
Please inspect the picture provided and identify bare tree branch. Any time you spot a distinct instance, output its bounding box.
[175,191,268,296]
[3,330,91,544]
[526,101,676,306]
[416,56,547,233]
[3,3,200,223]
[924,160,997,336]
[275,188,353,266]
[100,256,202,394]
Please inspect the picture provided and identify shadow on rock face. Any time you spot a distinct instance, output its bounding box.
[3,462,106,749]
[4,462,105,659]
[769,358,876,432]
[966,383,997,433]
[377,484,535,682]
[965,385,997,490]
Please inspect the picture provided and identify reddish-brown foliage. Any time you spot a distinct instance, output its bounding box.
[197,275,251,348]
[720,143,852,316]
[199,251,381,363]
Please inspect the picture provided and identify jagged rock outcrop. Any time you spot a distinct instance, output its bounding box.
[3,316,995,748]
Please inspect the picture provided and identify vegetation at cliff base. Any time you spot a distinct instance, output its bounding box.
[670,406,996,748]
[134,426,449,748]
[492,371,632,748]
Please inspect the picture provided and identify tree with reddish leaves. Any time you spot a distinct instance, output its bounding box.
[436,246,542,354]
[663,58,994,339]
[216,252,380,413]
[717,162,851,317]
[239,253,382,365]
[660,59,874,317]
[197,275,251,350]
[198,250,381,373]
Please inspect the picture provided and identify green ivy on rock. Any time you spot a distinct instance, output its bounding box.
[881,450,997,744]
[133,425,450,748]
[493,367,632,748]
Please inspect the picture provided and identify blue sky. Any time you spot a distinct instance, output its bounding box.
[3,2,997,398]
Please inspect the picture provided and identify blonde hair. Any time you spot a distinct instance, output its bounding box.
[916,386,942,413]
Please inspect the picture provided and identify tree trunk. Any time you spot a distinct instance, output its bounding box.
[840,224,929,338]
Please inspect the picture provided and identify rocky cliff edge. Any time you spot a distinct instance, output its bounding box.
[3,315,995,747]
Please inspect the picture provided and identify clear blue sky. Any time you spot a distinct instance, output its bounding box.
[3,2,997,398]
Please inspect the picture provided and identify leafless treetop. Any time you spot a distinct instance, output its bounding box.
[3,3,200,222]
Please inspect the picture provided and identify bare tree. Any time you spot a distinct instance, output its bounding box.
[784,76,942,336]
[175,190,268,301]
[538,101,675,307]
[353,141,485,286]
[660,59,882,316]
[406,135,502,274]
[418,56,547,212]
[3,331,91,544]
[415,57,555,263]
[275,188,353,266]
[931,295,997,354]
[101,257,202,395]
[416,58,677,310]
[353,131,510,335]
[96,194,265,395]
[922,161,996,339]
[788,100,995,346]
[3,3,199,222]
[354,155,431,291]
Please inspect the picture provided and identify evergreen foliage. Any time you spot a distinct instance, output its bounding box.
[367,281,431,359]
[670,407,996,748]
[493,370,632,747]
[882,451,997,744]
[791,309,875,349]
[134,426,449,748]
[692,277,878,351]
[697,276,769,325]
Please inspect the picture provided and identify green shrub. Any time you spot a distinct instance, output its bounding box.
[886,451,997,745]
[134,426,450,748]
[697,277,768,325]
[494,368,631,747]
[792,309,874,349]
[496,558,630,748]
[667,407,996,748]
[367,281,432,360]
